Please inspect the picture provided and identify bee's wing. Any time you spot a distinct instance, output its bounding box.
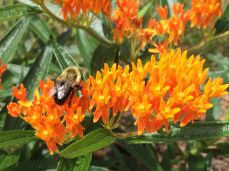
[48,80,62,96]
[57,78,75,99]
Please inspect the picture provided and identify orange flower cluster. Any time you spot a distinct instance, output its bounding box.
[0,59,8,90]
[7,49,228,152]
[7,79,92,155]
[190,0,222,28]
[112,0,142,43]
[54,0,112,21]
[111,1,222,53]
[112,1,191,53]
[89,48,228,135]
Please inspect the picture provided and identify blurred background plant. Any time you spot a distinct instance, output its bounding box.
[0,0,229,170]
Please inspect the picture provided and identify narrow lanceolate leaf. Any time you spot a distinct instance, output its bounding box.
[0,4,42,22]
[137,2,152,17]
[57,153,92,171]
[214,4,229,35]
[59,129,116,158]
[22,46,53,101]
[0,17,29,65]
[118,140,162,171]
[0,130,38,148]
[0,149,20,171]
[29,15,53,43]
[49,40,86,83]
[125,121,229,144]
[49,40,78,70]
[75,29,99,72]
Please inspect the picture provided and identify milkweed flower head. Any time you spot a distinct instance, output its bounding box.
[7,48,228,152]
[89,48,228,135]
[7,78,90,155]
[190,0,222,28]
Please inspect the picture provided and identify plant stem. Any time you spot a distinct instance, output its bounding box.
[187,31,229,53]
[111,131,139,139]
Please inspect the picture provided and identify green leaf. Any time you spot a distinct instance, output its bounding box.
[50,40,78,70]
[206,98,221,121]
[22,46,53,101]
[91,156,120,168]
[204,152,213,171]
[59,128,116,158]
[0,88,13,98]
[160,149,171,171]
[122,154,144,171]
[125,121,229,144]
[188,154,205,171]
[214,4,229,35]
[29,15,54,43]
[90,44,117,77]
[0,149,20,171]
[57,153,92,171]
[88,166,111,171]
[0,130,38,148]
[118,140,162,171]
[17,0,41,8]
[75,29,99,72]
[0,4,41,22]
[57,29,73,46]
[4,46,52,131]
[0,17,30,65]
[14,160,57,171]
[89,17,111,44]
[137,2,152,17]
[45,2,63,20]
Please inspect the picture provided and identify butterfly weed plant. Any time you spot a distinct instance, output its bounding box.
[1,0,229,170]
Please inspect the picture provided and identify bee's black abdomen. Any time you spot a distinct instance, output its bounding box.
[54,87,73,105]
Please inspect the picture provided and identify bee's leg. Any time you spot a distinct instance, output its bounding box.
[75,84,82,90]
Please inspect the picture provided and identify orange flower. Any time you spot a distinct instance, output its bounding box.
[7,102,21,117]
[180,95,213,127]
[56,0,113,21]
[11,83,27,100]
[0,59,8,90]
[204,77,229,98]
[157,6,168,19]
[152,99,180,132]
[132,95,154,135]
[35,123,62,155]
[113,17,127,43]
[108,77,128,115]
[173,3,183,15]
[190,0,222,28]
[148,41,167,54]
[0,60,7,75]
[90,87,111,123]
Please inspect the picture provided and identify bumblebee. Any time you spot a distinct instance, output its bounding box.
[48,66,83,106]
